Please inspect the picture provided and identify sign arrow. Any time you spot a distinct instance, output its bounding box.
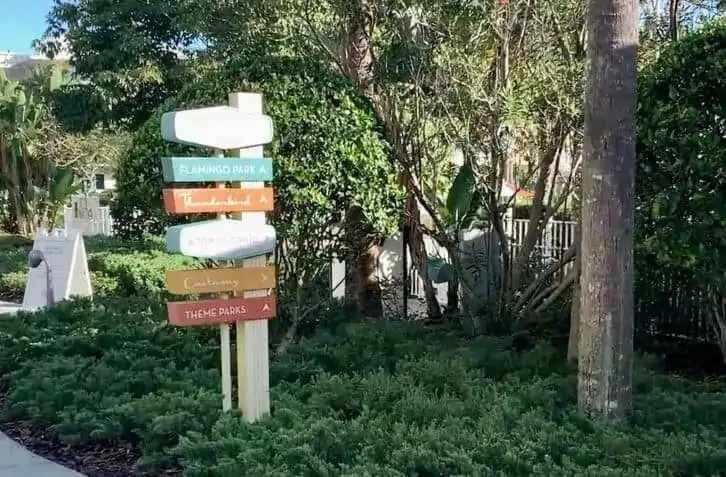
[166,219,276,260]
[161,157,273,183]
[166,266,276,295]
[161,106,274,150]
[167,296,277,326]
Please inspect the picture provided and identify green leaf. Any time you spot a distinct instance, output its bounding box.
[49,166,78,203]
[445,162,476,228]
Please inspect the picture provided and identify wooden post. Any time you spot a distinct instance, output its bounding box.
[214,151,233,412]
[228,92,271,421]
[159,99,275,415]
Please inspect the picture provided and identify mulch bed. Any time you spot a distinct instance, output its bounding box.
[0,380,181,477]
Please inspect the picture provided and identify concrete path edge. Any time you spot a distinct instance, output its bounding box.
[0,431,86,476]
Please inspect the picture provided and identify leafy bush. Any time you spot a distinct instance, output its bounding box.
[2,296,726,476]
[112,56,401,242]
[635,20,726,347]
[636,20,726,270]
[0,234,198,300]
[111,55,403,330]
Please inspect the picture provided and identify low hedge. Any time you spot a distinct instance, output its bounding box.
[0,234,198,301]
[1,296,726,476]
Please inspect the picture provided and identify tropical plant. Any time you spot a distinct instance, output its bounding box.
[0,64,101,235]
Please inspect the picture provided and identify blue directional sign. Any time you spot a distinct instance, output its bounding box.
[161,157,273,183]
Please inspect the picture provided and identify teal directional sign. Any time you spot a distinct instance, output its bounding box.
[161,157,273,183]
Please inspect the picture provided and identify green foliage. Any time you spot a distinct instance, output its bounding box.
[0,64,85,235]
[50,83,112,133]
[636,20,726,275]
[427,257,454,284]
[112,55,401,327]
[41,0,203,128]
[0,235,197,300]
[635,20,726,347]
[444,161,476,229]
[0,297,221,471]
[1,296,726,475]
[112,55,400,241]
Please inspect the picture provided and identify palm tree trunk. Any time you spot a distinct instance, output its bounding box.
[577,0,637,423]
[342,0,384,318]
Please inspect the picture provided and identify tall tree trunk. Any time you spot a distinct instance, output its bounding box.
[577,0,637,423]
[342,0,384,317]
[343,206,383,317]
[445,274,459,314]
[344,1,375,95]
[405,192,441,320]
[668,0,679,41]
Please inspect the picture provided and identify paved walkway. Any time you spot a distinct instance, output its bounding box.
[0,432,85,476]
[0,301,19,315]
[0,302,84,476]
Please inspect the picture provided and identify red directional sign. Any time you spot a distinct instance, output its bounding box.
[166,295,276,326]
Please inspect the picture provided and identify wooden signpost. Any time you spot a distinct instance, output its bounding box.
[162,187,274,214]
[161,157,273,183]
[165,219,276,260]
[166,266,275,295]
[160,95,276,421]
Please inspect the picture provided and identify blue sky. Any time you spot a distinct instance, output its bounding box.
[1,0,55,53]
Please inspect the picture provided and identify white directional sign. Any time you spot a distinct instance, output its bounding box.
[160,106,274,150]
[166,218,276,260]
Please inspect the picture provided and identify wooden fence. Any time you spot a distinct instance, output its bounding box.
[634,265,715,343]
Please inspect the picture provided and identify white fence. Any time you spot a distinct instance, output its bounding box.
[63,195,113,236]
[59,198,576,312]
[332,218,577,313]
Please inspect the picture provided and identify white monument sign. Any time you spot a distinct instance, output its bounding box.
[21,229,93,311]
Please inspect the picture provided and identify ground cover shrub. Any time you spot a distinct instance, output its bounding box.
[0,297,221,470]
[1,296,726,476]
[0,234,198,300]
[0,233,33,300]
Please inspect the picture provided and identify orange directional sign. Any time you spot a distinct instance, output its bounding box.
[167,295,276,326]
[163,187,274,214]
[166,266,275,295]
